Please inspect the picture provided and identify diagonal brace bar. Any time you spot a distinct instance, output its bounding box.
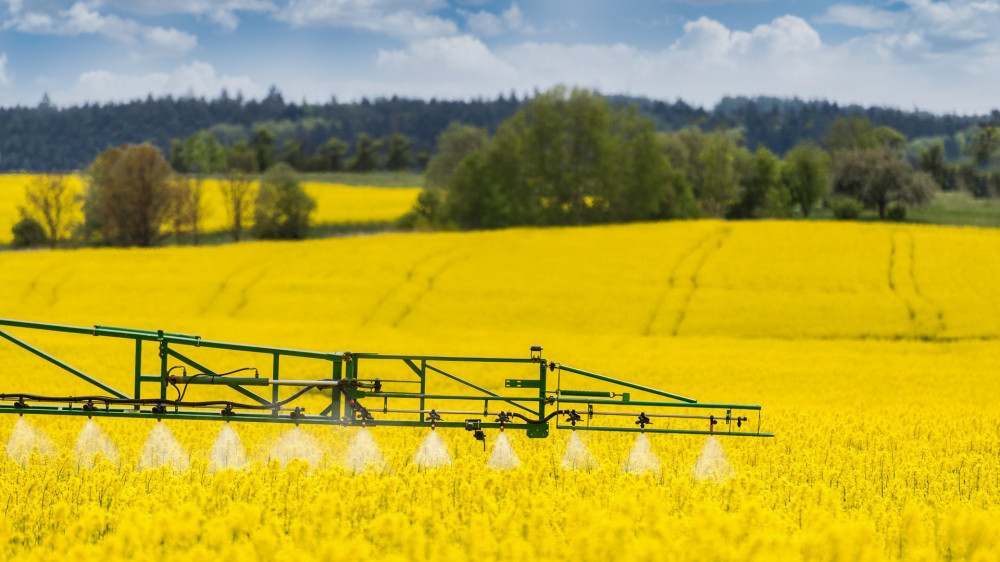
[558,365,697,403]
[0,328,129,398]
[424,363,535,414]
[164,348,269,405]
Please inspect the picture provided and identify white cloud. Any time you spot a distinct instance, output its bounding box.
[4,1,197,56]
[461,2,530,37]
[816,4,902,30]
[276,0,456,39]
[361,13,1000,113]
[0,52,9,87]
[104,0,275,31]
[55,60,263,104]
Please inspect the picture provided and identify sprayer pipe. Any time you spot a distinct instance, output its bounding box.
[381,408,503,416]
[590,411,748,421]
[267,380,343,387]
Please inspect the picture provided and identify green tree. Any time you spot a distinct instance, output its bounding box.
[441,86,687,229]
[252,127,276,172]
[252,163,316,240]
[966,125,1000,168]
[918,142,948,187]
[825,117,906,152]
[83,144,173,247]
[282,139,303,169]
[11,216,47,248]
[385,133,412,171]
[781,141,830,217]
[320,137,349,171]
[729,147,782,219]
[832,148,937,218]
[348,133,380,172]
[425,123,488,189]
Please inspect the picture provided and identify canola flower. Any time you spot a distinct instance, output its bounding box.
[0,174,420,243]
[0,220,998,560]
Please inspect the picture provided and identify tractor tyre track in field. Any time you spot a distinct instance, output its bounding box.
[200,261,256,315]
[361,248,451,327]
[908,233,947,335]
[888,232,946,339]
[672,227,730,337]
[392,252,468,329]
[19,264,63,302]
[642,229,719,336]
[229,262,276,317]
[47,272,74,308]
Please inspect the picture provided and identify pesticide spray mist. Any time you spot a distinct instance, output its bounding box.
[623,433,660,474]
[693,436,735,482]
[75,419,118,469]
[488,431,520,470]
[343,428,387,474]
[209,424,247,471]
[413,430,452,468]
[271,426,322,467]
[139,422,189,472]
[561,431,599,471]
[6,418,55,467]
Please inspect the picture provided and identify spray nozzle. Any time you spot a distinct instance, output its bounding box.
[221,404,235,417]
[709,415,718,434]
[636,412,652,429]
[83,400,98,412]
[565,410,582,426]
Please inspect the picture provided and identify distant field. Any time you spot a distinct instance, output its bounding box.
[298,171,423,188]
[0,174,421,243]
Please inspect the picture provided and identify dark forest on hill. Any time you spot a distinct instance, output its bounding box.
[2,88,996,173]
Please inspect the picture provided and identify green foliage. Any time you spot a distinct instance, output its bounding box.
[825,117,907,152]
[829,195,864,220]
[782,141,830,217]
[729,147,781,219]
[918,142,947,187]
[320,137,349,172]
[11,216,47,248]
[442,86,687,229]
[425,123,488,189]
[252,163,316,240]
[385,134,412,171]
[661,128,748,218]
[887,204,907,221]
[966,125,1000,168]
[349,133,380,172]
[282,139,303,169]
[252,127,277,172]
[832,147,937,219]
[398,189,444,230]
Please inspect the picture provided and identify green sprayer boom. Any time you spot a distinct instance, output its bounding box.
[0,318,772,442]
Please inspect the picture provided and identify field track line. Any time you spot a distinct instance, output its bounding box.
[907,233,947,335]
[361,246,456,326]
[671,227,730,337]
[229,265,273,316]
[642,229,720,336]
[200,261,256,314]
[391,252,468,328]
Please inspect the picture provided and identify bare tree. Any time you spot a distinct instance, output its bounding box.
[221,140,258,241]
[20,174,79,247]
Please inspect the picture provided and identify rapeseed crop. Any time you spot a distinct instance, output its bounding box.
[0,220,998,560]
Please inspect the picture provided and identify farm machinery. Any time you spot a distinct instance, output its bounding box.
[0,318,773,444]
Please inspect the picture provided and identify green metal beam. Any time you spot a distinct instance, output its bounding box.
[0,328,129,398]
[557,424,773,437]
[394,364,536,415]
[354,353,534,363]
[558,365,697,403]
[556,397,761,410]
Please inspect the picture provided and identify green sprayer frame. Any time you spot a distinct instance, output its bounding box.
[0,318,773,439]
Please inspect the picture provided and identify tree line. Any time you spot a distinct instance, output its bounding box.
[3,86,996,174]
[404,87,970,230]
[12,145,315,248]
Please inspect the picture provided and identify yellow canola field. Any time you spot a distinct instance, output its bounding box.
[0,174,420,243]
[0,220,999,561]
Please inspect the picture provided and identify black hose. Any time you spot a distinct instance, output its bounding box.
[0,387,316,412]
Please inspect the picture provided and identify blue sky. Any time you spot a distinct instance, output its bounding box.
[0,1,998,113]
